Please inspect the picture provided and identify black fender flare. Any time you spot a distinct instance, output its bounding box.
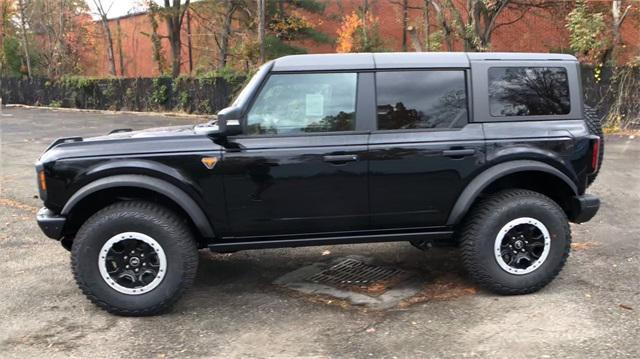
[446,160,578,226]
[61,174,215,238]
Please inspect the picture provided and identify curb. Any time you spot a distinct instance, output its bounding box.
[3,104,211,119]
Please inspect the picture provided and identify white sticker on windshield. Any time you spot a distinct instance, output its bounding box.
[305,94,324,117]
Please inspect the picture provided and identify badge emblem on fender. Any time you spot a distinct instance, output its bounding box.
[201,156,218,170]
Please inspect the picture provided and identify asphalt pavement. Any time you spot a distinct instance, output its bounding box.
[0,107,638,358]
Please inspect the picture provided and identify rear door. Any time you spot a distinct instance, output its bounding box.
[220,72,370,237]
[368,70,485,228]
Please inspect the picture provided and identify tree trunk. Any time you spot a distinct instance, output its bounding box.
[148,6,166,75]
[423,0,430,51]
[164,0,190,78]
[91,0,116,75]
[116,19,125,76]
[257,0,265,63]
[100,19,117,75]
[186,9,193,74]
[401,0,408,51]
[407,26,422,51]
[168,27,181,77]
[17,0,32,78]
[429,0,453,51]
[219,0,236,68]
[606,0,631,65]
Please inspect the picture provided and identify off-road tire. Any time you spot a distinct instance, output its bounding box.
[459,189,571,295]
[584,105,604,186]
[71,201,198,316]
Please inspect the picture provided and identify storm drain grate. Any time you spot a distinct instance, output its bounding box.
[306,258,405,286]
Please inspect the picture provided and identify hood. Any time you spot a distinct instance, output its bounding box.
[39,123,221,163]
[86,125,199,141]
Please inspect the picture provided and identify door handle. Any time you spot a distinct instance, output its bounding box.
[442,149,476,158]
[323,154,359,163]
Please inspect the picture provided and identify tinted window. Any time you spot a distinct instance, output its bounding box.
[376,71,467,130]
[489,67,570,116]
[247,73,356,135]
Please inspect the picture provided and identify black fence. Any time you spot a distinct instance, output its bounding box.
[0,76,245,114]
[0,66,638,126]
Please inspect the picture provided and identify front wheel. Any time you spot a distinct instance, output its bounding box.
[459,189,571,295]
[71,201,198,316]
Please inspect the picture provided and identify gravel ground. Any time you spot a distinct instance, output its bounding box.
[0,108,638,358]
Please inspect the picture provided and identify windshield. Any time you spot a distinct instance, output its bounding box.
[231,63,271,108]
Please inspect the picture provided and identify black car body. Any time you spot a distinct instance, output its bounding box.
[35,52,602,315]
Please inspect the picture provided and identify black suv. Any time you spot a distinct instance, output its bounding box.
[36,52,603,316]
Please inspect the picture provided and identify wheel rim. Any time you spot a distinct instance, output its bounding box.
[494,217,551,275]
[98,232,167,295]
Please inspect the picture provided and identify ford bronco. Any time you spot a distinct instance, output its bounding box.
[35,52,603,316]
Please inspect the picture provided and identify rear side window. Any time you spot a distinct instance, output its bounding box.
[376,71,468,130]
[489,67,570,117]
[247,72,357,135]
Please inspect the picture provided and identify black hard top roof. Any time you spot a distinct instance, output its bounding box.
[271,52,578,72]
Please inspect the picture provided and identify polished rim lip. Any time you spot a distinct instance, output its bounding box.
[494,217,551,275]
[98,232,167,295]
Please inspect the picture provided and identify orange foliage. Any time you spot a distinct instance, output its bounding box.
[336,11,361,53]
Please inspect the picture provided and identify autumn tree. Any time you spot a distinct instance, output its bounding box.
[91,0,116,76]
[422,0,559,52]
[145,0,190,77]
[23,0,94,77]
[336,11,360,53]
[336,5,385,53]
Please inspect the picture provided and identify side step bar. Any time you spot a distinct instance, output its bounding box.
[208,230,453,251]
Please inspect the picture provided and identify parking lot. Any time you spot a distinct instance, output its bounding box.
[0,107,638,358]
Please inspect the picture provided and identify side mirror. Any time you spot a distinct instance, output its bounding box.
[216,106,243,136]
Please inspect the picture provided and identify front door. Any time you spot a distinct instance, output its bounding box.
[368,70,485,228]
[220,72,369,237]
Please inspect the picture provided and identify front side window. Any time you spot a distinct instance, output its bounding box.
[489,67,570,117]
[376,71,468,130]
[247,73,357,135]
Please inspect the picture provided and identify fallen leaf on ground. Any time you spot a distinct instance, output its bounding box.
[399,274,476,308]
[571,242,597,250]
[0,198,38,214]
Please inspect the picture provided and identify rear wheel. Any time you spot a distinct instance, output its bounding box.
[71,201,198,316]
[459,189,571,294]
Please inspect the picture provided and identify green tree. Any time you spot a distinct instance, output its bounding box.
[2,37,23,75]
[565,1,607,63]
[0,0,16,75]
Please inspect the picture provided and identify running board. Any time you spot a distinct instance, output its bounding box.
[208,230,453,251]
